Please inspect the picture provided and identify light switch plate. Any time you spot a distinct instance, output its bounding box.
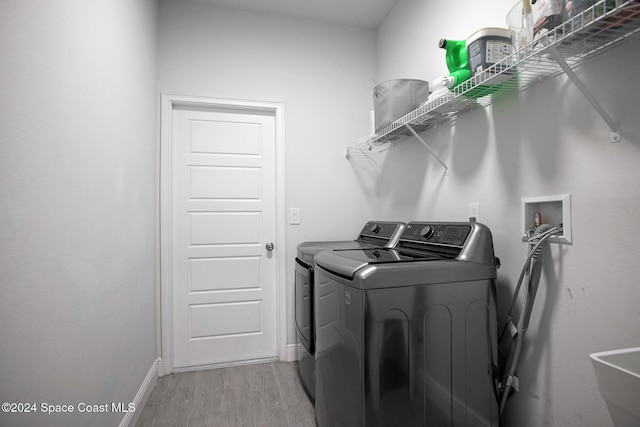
[290,208,301,225]
[469,202,480,222]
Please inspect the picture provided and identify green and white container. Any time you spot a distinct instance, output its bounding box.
[466,27,514,85]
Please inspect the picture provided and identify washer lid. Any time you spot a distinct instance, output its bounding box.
[297,240,376,264]
[314,247,451,279]
[296,221,406,263]
[315,249,496,288]
[313,221,498,284]
[334,247,448,263]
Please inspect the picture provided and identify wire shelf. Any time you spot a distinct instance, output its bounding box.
[345,0,640,157]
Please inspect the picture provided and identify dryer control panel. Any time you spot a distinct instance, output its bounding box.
[356,221,406,246]
[401,223,472,247]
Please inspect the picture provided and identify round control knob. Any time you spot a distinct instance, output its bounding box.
[370,224,381,234]
[420,225,434,239]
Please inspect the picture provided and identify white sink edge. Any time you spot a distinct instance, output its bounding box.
[590,347,640,379]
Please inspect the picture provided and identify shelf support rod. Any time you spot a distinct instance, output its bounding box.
[547,47,621,143]
[405,124,449,175]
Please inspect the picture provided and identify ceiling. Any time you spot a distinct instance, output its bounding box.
[180,0,399,29]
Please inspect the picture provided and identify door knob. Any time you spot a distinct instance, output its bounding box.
[265,242,275,251]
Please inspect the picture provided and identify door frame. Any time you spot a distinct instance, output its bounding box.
[158,93,286,376]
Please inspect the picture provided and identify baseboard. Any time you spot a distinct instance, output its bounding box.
[119,357,160,427]
[286,343,300,362]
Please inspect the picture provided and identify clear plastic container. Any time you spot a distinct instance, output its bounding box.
[531,0,564,40]
[507,0,534,52]
[508,0,564,50]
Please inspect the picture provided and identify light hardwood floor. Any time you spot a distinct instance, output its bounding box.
[136,362,316,427]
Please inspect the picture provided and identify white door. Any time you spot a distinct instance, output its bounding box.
[169,104,277,369]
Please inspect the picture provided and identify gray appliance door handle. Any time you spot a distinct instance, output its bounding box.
[265,242,275,251]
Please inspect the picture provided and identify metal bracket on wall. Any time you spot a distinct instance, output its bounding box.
[405,124,449,175]
[547,47,621,143]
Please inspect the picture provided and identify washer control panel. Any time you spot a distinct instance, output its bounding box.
[402,223,472,247]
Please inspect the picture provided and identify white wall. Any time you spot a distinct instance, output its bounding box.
[372,1,640,426]
[3,1,635,425]
[0,1,158,426]
[157,0,379,346]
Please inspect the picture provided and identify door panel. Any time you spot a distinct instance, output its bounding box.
[170,107,277,369]
[189,119,262,155]
[190,301,262,337]
[188,212,261,245]
[190,166,261,199]
[189,257,260,292]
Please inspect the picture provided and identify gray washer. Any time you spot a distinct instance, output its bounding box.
[313,222,500,427]
[295,221,406,402]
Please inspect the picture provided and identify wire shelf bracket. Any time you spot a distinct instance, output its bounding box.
[547,46,621,143]
[405,124,449,175]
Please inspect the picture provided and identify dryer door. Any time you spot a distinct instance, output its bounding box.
[295,258,313,354]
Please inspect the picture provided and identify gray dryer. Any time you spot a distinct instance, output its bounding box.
[295,221,406,402]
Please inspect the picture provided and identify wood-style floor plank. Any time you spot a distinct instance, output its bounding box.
[154,386,193,427]
[187,413,221,427]
[134,405,158,427]
[192,368,223,417]
[146,374,172,406]
[135,362,316,427]
[221,366,255,427]
[248,364,288,427]
[272,362,316,427]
